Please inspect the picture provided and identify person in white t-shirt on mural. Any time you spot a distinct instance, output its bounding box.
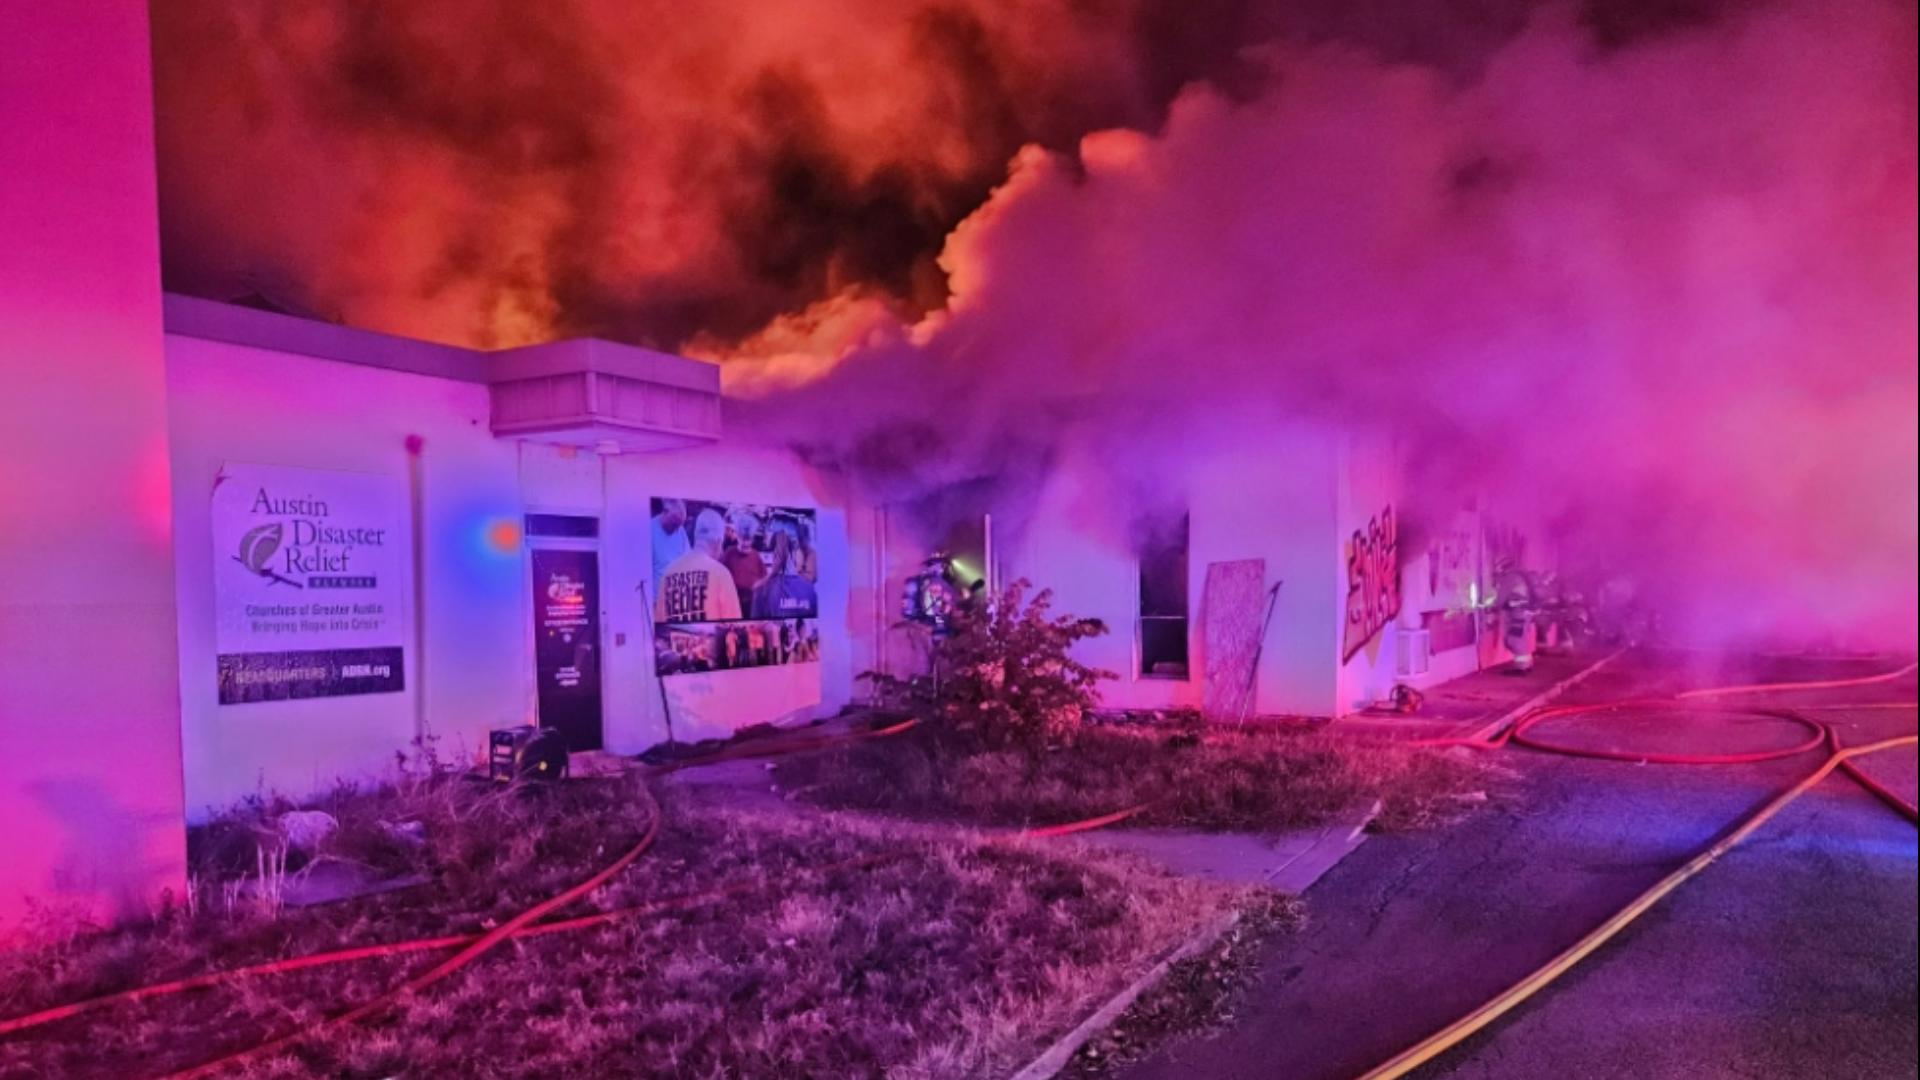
[655,509,741,623]
[649,499,691,583]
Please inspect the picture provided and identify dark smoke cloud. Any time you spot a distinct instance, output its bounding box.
[156,0,1648,347]
[152,0,1299,348]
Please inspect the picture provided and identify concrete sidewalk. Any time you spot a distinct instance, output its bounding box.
[1334,649,1622,743]
[666,752,1383,895]
[1063,799,1380,894]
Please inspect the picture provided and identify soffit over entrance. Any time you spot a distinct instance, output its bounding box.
[486,338,721,453]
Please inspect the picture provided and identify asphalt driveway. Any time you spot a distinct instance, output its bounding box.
[1113,653,1918,1080]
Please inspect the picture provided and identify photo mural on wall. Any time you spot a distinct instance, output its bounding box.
[648,496,820,676]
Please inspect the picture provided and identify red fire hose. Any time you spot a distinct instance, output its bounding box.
[0,713,1161,1077]
[155,785,664,1080]
[0,850,900,1040]
[142,722,938,1079]
[1508,699,1829,764]
[8,663,1909,1078]
[1404,663,1918,818]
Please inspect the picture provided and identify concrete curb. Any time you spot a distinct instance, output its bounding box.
[1007,909,1243,1080]
[998,651,1624,1080]
[1262,798,1380,893]
[1461,647,1628,744]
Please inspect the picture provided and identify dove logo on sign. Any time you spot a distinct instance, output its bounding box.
[236,522,303,588]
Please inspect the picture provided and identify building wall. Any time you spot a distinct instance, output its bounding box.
[0,1,188,935]
[1396,504,1489,689]
[879,421,1557,721]
[993,424,1342,719]
[1334,432,1408,713]
[168,333,872,812]
[166,335,526,817]
[1329,434,1547,712]
[600,442,863,748]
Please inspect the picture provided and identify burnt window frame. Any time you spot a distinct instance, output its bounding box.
[1136,513,1190,681]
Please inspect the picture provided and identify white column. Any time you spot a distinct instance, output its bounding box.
[0,1,187,934]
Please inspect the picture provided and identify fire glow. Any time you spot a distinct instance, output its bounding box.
[153,0,1919,648]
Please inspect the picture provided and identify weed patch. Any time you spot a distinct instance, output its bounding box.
[777,725,1491,832]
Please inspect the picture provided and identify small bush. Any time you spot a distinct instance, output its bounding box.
[831,579,1488,832]
[866,579,1113,754]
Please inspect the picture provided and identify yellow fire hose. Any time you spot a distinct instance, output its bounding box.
[1357,729,1918,1080]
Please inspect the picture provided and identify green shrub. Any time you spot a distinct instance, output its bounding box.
[865,579,1113,754]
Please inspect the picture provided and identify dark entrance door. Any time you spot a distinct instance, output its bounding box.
[531,547,603,751]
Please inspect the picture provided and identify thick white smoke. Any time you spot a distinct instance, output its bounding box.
[733,0,1919,647]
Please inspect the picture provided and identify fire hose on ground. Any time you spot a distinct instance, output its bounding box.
[157,786,666,1080]
[4,663,1912,1078]
[0,714,1163,1078]
[1354,662,1919,1080]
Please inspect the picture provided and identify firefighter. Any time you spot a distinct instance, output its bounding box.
[1491,558,1538,673]
[903,552,964,636]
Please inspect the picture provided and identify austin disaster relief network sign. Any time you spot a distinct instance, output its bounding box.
[211,463,408,704]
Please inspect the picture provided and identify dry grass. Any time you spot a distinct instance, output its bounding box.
[1062,891,1305,1077]
[0,773,1248,1079]
[777,725,1492,833]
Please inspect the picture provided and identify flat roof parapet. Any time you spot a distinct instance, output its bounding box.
[163,293,485,381]
[163,293,723,452]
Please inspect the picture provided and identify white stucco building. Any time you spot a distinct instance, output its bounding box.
[161,297,886,815]
[0,3,1554,936]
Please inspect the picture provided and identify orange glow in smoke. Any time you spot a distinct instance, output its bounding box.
[150,0,1162,353]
